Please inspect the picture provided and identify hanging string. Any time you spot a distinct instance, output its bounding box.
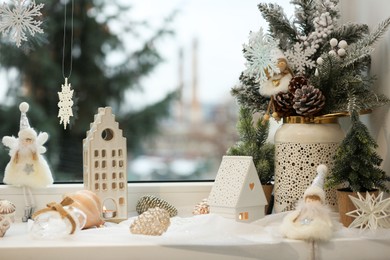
[62,0,74,79]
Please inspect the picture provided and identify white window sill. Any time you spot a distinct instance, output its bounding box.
[1,183,390,260]
[1,212,390,260]
[0,182,213,218]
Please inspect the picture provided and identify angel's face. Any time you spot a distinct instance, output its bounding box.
[21,137,34,147]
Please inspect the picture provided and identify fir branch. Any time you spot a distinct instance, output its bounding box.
[342,43,373,69]
[362,17,390,47]
[227,106,274,184]
[343,17,390,70]
[231,73,270,113]
[290,0,316,35]
[329,23,369,45]
[258,3,298,50]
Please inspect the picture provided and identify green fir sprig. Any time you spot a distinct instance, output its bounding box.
[227,106,275,184]
[326,110,390,192]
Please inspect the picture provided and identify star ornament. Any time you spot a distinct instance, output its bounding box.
[57,77,74,129]
[346,192,390,230]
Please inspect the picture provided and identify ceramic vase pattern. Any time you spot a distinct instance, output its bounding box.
[273,118,344,212]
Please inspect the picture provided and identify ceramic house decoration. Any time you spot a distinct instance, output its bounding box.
[83,107,127,222]
[208,156,267,222]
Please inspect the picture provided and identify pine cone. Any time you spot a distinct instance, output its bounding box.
[293,85,325,116]
[130,207,170,236]
[288,76,308,93]
[274,91,295,116]
[136,195,178,217]
[192,199,209,215]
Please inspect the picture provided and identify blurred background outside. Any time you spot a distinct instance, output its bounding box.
[0,0,291,182]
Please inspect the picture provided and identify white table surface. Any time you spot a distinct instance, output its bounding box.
[1,212,389,260]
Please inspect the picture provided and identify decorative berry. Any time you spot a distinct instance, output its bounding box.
[337,48,346,57]
[338,40,348,49]
[329,38,338,47]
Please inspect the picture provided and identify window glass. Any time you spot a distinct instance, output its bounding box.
[0,0,291,183]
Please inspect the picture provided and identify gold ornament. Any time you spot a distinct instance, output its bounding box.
[130,207,170,236]
[192,199,210,215]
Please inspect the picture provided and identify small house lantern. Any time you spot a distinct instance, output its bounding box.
[208,156,267,222]
[83,107,127,222]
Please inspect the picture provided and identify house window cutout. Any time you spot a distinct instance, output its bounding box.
[102,149,106,158]
[102,173,107,180]
[112,172,116,179]
[119,182,125,190]
[95,173,99,181]
[239,212,249,220]
[119,197,125,205]
[119,160,123,168]
[101,128,114,141]
[112,150,116,157]
[112,182,117,190]
[102,183,107,191]
[112,160,116,167]
[94,183,99,191]
[118,149,123,157]
[119,172,124,179]
[94,161,99,168]
[94,150,99,157]
[102,198,117,213]
[102,160,106,168]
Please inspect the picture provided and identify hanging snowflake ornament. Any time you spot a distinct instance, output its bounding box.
[0,0,44,48]
[285,42,316,75]
[346,192,390,230]
[57,78,74,130]
[242,28,280,84]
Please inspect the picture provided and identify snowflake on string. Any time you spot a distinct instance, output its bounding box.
[58,78,74,130]
[0,0,44,48]
[346,192,390,230]
[285,42,316,75]
[242,28,280,84]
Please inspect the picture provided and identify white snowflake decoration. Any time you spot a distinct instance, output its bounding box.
[58,78,74,130]
[285,42,316,75]
[0,0,44,48]
[242,28,280,84]
[346,192,390,231]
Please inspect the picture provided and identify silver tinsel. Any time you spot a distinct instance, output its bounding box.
[136,195,178,217]
[130,207,170,236]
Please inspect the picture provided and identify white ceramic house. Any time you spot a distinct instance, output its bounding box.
[208,156,267,222]
[83,107,127,222]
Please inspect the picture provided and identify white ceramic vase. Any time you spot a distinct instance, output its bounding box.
[273,117,344,212]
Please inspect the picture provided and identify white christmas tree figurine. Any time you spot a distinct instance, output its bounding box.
[58,77,74,129]
[0,0,44,47]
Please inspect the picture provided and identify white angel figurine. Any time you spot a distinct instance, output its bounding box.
[260,49,293,123]
[2,102,53,221]
[280,164,334,241]
[260,51,293,97]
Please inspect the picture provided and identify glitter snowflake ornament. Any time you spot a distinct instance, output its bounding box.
[285,42,316,75]
[58,78,74,129]
[346,192,390,230]
[0,0,44,48]
[242,28,280,84]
